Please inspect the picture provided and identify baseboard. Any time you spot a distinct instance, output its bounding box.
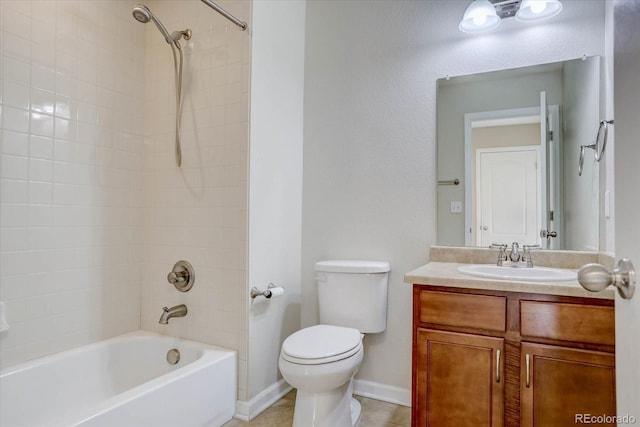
[235,379,293,421]
[353,379,411,407]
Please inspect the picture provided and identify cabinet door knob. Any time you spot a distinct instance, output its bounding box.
[495,349,501,383]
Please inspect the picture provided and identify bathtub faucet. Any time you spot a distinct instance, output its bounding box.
[159,304,188,324]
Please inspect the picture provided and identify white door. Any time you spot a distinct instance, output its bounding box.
[613,0,640,416]
[476,146,540,246]
[540,91,560,249]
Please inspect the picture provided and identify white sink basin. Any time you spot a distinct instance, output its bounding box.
[457,264,576,282]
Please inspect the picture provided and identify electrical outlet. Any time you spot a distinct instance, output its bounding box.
[450,201,463,214]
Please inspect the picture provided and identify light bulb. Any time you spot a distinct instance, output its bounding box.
[516,0,563,22]
[459,0,501,33]
[473,14,488,25]
[530,1,547,14]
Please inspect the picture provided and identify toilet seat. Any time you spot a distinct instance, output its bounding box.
[281,325,362,365]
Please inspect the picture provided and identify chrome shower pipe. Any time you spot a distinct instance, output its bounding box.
[200,0,247,31]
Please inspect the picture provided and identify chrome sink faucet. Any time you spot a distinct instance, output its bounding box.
[159,304,187,324]
[509,242,520,262]
[491,243,540,267]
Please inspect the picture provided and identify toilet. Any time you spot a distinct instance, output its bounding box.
[279,260,390,427]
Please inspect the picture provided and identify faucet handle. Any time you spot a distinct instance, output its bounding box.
[490,243,508,261]
[522,245,541,259]
[522,245,541,266]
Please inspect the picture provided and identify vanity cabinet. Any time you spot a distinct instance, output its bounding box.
[520,343,616,427]
[415,329,504,427]
[412,285,615,427]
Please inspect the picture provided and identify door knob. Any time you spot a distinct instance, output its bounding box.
[577,259,635,299]
[540,229,558,238]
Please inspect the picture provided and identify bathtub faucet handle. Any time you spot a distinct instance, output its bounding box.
[167,260,195,292]
[167,271,187,284]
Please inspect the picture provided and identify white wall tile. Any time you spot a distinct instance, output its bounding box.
[3,81,31,110]
[31,64,56,93]
[28,158,53,182]
[30,112,54,137]
[139,0,251,400]
[2,107,30,133]
[2,131,30,157]
[1,155,29,180]
[0,0,145,369]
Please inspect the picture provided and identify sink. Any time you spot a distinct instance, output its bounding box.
[457,264,576,282]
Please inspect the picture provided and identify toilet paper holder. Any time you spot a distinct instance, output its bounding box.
[251,283,285,299]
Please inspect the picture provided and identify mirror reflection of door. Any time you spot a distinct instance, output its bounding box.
[465,105,560,248]
[476,146,540,246]
[540,91,561,250]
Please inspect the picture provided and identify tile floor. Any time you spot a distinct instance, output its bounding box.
[223,391,411,427]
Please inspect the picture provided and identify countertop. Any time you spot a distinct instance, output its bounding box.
[405,262,615,300]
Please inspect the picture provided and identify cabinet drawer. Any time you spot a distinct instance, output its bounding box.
[520,301,614,345]
[419,290,506,332]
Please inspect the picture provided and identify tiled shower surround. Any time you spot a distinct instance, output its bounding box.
[0,0,251,399]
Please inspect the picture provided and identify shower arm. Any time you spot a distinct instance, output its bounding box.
[200,0,247,31]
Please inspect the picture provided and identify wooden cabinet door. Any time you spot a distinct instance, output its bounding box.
[521,342,616,427]
[415,329,504,427]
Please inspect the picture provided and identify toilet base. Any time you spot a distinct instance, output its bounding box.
[292,379,361,427]
[350,397,362,427]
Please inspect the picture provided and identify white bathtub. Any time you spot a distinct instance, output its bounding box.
[0,331,237,427]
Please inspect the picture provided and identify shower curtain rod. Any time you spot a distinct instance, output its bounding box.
[200,0,248,31]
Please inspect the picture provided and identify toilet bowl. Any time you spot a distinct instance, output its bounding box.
[279,260,390,427]
[279,325,364,427]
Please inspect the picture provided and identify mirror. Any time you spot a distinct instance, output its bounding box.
[437,56,601,251]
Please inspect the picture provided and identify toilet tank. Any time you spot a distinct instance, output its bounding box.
[315,260,390,333]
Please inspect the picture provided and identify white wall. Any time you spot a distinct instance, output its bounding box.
[562,57,601,251]
[0,0,145,369]
[244,0,305,419]
[302,0,606,403]
[138,0,252,401]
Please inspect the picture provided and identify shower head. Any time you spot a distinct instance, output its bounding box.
[132,5,151,23]
[132,4,176,45]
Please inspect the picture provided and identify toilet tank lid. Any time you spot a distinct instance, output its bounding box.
[315,260,391,273]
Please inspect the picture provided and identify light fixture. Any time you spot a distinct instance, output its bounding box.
[459,0,501,33]
[516,0,563,22]
[459,0,563,33]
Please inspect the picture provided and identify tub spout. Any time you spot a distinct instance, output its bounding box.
[159,304,187,324]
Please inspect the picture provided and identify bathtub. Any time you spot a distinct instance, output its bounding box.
[0,331,237,427]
